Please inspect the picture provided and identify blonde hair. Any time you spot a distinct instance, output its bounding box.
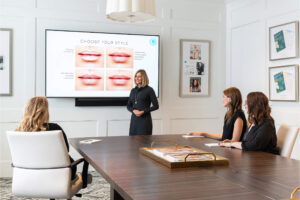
[134,69,149,87]
[16,96,49,132]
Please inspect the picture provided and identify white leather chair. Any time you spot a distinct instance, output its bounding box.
[6,130,89,200]
[290,129,300,160]
[276,124,299,157]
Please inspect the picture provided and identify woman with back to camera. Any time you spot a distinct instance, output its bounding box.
[220,92,279,154]
[188,87,247,142]
[127,69,159,136]
[16,96,77,179]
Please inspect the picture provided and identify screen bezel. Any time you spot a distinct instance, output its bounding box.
[45,29,160,98]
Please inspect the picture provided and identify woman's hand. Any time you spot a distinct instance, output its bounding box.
[219,141,232,148]
[186,132,204,136]
[133,109,144,117]
[223,139,231,142]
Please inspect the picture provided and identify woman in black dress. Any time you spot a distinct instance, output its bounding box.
[187,87,247,142]
[220,92,279,154]
[127,69,159,136]
[16,96,77,179]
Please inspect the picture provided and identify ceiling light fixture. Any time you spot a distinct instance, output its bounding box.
[106,0,156,23]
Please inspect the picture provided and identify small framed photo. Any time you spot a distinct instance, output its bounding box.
[0,28,13,96]
[269,21,299,61]
[269,65,298,101]
[179,39,210,97]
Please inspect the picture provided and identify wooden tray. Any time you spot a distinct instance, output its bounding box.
[284,187,300,200]
[140,140,229,168]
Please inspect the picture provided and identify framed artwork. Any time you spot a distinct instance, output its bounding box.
[179,39,210,97]
[0,28,13,96]
[269,65,298,101]
[269,21,299,60]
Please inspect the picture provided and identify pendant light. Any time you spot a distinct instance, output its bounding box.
[106,0,156,23]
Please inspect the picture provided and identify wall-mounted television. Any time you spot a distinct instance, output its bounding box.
[45,30,159,100]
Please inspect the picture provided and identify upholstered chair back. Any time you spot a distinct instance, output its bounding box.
[6,130,81,199]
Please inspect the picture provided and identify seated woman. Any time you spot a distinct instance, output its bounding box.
[188,87,247,142]
[16,96,77,179]
[220,92,279,154]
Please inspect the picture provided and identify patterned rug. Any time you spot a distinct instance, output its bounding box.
[0,171,110,200]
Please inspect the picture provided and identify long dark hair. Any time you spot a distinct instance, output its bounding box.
[191,79,199,88]
[223,87,242,124]
[246,92,274,125]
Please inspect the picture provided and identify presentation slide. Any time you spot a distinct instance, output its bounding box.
[46,30,159,98]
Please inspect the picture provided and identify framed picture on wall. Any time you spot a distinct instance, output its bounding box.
[269,65,298,101]
[269,21,299,61]
[0,28,13,96]
[179,39,210,97]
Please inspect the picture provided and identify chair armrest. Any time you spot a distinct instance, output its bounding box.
[70,158,85,168]
[70,158,89,189]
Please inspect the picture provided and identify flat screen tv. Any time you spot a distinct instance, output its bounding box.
[45,30,159,99]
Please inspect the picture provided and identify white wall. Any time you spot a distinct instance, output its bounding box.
[0,0,226,177]
[226,0,300,127]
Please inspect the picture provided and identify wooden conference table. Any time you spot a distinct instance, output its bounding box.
[70,135,300,200]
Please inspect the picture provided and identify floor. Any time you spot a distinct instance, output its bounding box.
[0,171,110,200]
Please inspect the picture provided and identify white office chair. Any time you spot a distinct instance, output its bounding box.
[290,129,300,160]
[276,124,299,158]
[6,130,89,200]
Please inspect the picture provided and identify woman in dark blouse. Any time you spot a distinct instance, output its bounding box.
[188,87,247,142]
[220,92,279,154]
[127,69,159,136]
[16,96,77,179]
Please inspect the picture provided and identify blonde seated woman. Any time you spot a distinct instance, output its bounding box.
[187,87,247,142]
[16,96,78,180]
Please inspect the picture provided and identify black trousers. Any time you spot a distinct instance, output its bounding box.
[129,114,153,136]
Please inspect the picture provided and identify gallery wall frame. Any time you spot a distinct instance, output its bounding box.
[269,65,298,102]
[269,21,299,61]
[0,28,13,96]
[179,39,210,97]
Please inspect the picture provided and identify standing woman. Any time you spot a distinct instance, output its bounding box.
[220,92,279,154]
[188,87,247,142]
[127,69,159,135]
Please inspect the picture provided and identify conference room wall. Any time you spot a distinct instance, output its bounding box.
[0,0,226,177]
[226,0,300,127]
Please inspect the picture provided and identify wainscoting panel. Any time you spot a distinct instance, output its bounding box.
[0,123,19,177]
[170,117,221,135]
[55,120,98,159]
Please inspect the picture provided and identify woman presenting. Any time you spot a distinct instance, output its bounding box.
[127,69,159,135]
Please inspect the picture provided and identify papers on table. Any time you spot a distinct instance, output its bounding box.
[182,135,204,138]
[148,148,215,162]
[205,143,219,147]
[80,139,102,144]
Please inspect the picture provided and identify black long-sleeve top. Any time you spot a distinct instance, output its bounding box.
[43,123,69,152]
[242,119,279,154]
[43,123,77,179]
[127,85,159,114]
